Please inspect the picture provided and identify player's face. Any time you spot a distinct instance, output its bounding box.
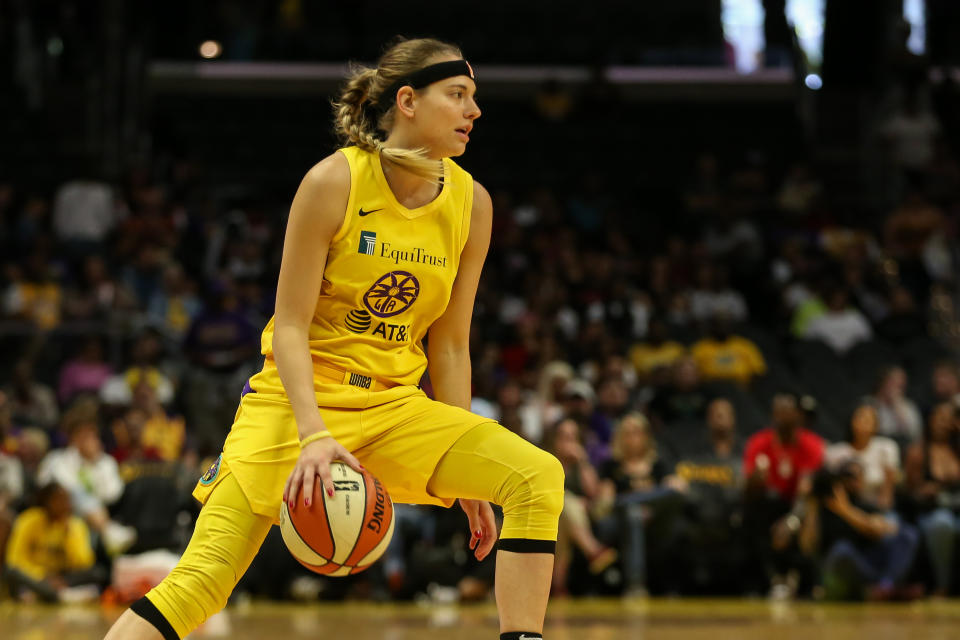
[416,75,480,158]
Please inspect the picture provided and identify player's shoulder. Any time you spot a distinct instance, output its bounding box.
[301,150,351,194]
[471,180,492,217]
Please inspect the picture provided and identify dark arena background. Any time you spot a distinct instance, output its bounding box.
[3,1,960,638]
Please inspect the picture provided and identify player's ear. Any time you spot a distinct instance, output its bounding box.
[396,86,417,118]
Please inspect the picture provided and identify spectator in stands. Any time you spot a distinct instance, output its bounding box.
[559,378,596,427]
[701,211,764,270]
[803,286,873,355]
[129,380,185,463]
[492,379,537,442]
[871,366,924,448]
[100,329,176,407]
[3,359,59,430]
[530,361,576,442]
[110,406,163,465]
[595,412,684,594]
[743,393,825,596]
[147,262,202,340]
[876,286,926,345]
[670,398,746,592]
[745,393,825,503]
[883,193,946,299]
[62,255,137,321]
[0,447,25,509]
[37,400,136,555]
[825,403,900,511]
[648,356,709,428]
[547,418,617,595]
[13,428,49,502]
[880,88,942,189]
[121,242,169,308]
[776,163,822,217]
[57,336,114,404]
[803,463,920,601]
[0,391,17,454]
[2,253,63,329]
[904,402,960,596]
[0,447,24,569]
[4,482,103,602]
[629,316,686,385]
[51,176,117,256]
[587,376,631,462]
[181,280,258,454]
[930,360,960,409]
[689,263,748,325]
[690,315,767,387]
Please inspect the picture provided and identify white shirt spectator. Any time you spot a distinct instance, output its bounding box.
[37,446,124,516]
[690,289,749,323]
[825,436,900,506]
[52,180,117,242]
[873,398,924,444]
[804,309,873,354]
[0,451,24,505]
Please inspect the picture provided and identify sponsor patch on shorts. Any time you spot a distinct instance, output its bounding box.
[200,454,222,486]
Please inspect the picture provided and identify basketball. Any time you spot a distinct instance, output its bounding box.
[279,461,395,576]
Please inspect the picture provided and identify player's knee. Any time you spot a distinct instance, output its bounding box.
[538,453,565,519]
[503,449,564,518]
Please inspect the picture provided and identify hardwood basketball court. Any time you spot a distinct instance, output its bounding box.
[3,598,960,639]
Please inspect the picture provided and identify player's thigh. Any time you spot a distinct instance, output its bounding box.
[427,421,563,508]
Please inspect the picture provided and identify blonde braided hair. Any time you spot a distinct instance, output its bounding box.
[332,38,463,184]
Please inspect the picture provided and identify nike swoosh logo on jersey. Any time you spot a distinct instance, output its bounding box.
[359,207,384,217]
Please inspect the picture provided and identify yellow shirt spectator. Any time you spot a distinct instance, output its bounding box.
[629,341,686,377]
[691,335,767,386]
[142,410,186,462]
[6,506,95,580]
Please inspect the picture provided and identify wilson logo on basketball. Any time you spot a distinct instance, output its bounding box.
[367,478,387,534]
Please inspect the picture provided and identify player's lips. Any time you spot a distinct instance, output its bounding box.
[455,125,472,142]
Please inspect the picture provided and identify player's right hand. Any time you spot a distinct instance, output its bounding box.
[283,435,363,509]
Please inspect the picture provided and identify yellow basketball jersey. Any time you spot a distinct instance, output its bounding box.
[259,146,474,387]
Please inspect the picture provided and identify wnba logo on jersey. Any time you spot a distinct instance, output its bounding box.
[358,230,377,255]
[363,271,420,318]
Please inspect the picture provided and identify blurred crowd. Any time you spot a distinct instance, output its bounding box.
[1,71,960,606]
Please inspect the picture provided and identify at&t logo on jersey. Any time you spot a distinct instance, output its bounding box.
[344,306,410,342]
[358,230,376,255]
[344,309,372,333]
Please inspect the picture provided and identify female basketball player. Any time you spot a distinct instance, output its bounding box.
[105,38,563,640]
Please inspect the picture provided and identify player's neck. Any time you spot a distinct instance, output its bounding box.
[379,152,442,207]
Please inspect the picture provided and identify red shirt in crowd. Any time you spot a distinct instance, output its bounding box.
[743,427,825,500]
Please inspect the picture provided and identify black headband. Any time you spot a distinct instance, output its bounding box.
[373,59,476,114]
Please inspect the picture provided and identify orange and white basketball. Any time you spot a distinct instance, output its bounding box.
[279,461,395,576]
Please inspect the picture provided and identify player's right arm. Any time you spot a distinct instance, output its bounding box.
[274,152,362,508]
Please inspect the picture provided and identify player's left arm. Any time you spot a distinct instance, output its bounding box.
[427,180,494,561]
[427,180,492,410]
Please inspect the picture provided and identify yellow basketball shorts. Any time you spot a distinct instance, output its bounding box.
[135,382,564,639]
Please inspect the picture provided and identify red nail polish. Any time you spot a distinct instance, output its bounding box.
[327,487,334,497]
[474,530,482,538]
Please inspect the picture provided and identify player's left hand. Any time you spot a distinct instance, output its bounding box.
[459,498,497,561]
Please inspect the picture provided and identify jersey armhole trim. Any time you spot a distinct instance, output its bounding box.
[329,148,355,244]
[458,174,475,255]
